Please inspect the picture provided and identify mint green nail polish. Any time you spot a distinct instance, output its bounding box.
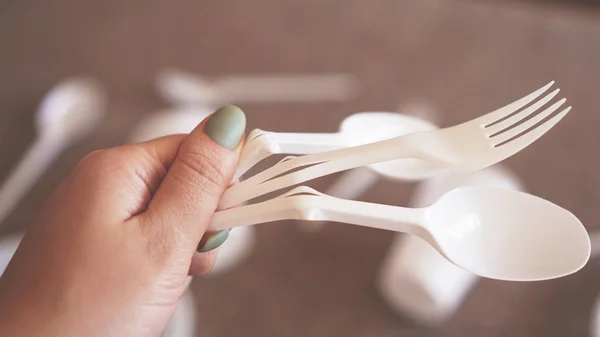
[204,105,246,149]
[197,230,230,252]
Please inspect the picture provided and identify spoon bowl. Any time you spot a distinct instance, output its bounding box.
[427,186,591,281]
[37,78,106,140]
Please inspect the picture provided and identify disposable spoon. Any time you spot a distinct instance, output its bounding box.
[209,186,590,281]
[0,78,105,225]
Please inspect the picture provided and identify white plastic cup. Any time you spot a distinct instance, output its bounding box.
[377,165,523,324]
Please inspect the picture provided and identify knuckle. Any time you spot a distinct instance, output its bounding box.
[73,147,141,182]
[77,148,126,172]
[77,149,111,170]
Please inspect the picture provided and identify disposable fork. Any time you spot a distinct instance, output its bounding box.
[219,81,570,209]
[234,111,438,179]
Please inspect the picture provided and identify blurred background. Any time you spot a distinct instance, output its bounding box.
[1,0,600,336]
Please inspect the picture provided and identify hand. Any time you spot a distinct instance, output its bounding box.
[0,106,246,337]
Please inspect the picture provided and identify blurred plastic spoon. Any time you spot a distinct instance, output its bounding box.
[0,78,106,225]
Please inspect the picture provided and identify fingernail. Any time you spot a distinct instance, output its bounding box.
[197,230,230,252]
[204,105,246,150]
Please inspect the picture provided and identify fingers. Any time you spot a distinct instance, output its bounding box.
[138,105,246,253]
[63,134,188,222]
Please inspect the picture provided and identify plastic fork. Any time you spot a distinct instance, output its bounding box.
[220,81,570,209]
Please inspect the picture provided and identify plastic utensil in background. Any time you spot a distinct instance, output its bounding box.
[0,78,106,226]
[156,68,360,106]
[236,111,438,180]
[590,231,600,337]
[0,233,195,337]
[298,102,439,232]
[377,165,523,325]
[128,107,215,144]
[128,107,256,275]
[591,231,600,258]
[0,232,23,274]
[209,185,590,281]
[594,291,600,337]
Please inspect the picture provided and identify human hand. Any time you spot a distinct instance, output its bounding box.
[0,105,246,337]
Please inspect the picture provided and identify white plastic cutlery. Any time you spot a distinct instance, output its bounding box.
[156,68,359,106]
[0,78,105,225]
[209,186,590,281]
[220,81,569,209]
[235,112,439,179]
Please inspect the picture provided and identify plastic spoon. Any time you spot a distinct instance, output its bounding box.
[236,111,439,179]
[156,68,360,106]
[377,165,523,324]
[209,186,590,281]
[0,78,106,225]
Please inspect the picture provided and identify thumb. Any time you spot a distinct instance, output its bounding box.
[140,105,246,252]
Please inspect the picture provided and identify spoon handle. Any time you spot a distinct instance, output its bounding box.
[214,74,359,103]
[235,131,347,179]
[209,187,427,235]
[0,135,64,225]
[157,70,358,105]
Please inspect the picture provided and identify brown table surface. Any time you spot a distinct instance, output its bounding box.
[1,1,600,336]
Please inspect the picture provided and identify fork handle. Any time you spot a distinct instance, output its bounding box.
[220,135,419,208]
[235,131,348,178]
[266,131,348,153]
[214,74,358,103]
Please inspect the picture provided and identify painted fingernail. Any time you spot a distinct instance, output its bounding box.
[204,105,246,150]
[197,230,230,252]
